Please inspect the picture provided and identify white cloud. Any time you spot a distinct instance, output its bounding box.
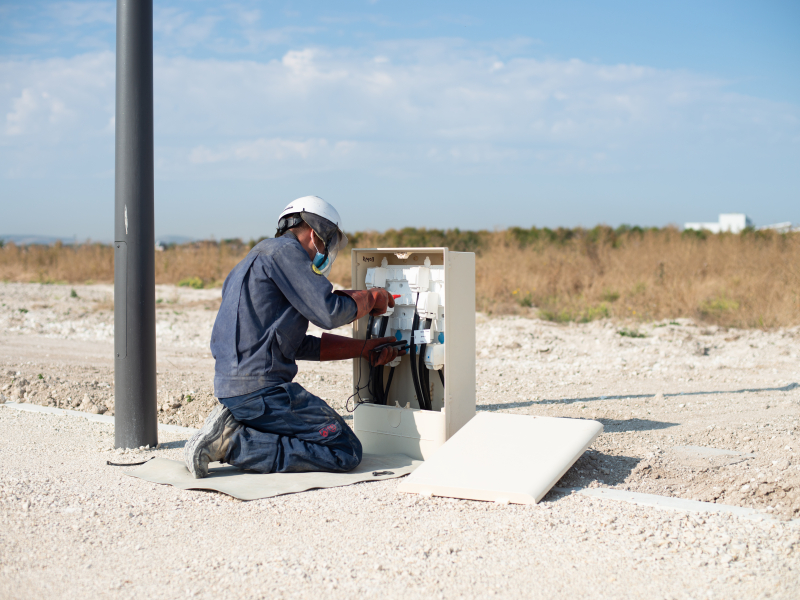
[2,52,113,138]
[190,138,340,162]
[50,2,115,26]
[0,40,797,180]
[5,86,77,135]
[154,7,220,47]
[6,89,37,135]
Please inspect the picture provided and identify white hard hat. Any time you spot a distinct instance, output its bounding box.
[277,196,348,277]
[279,196,342,230]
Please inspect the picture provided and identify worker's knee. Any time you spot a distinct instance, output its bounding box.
[338,453,361,472]
[327,425,362,471]
[330,446,361,472]
[342,433,363,470]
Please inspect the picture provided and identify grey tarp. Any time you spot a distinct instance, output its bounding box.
[125,453,420,501]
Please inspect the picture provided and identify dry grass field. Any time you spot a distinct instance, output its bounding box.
[2,226,798,327]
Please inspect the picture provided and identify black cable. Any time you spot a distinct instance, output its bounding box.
[384,367,396,403]
[368,369,383,405]
[345,336,372,412]
[424,355,432,409]
[418,351,429,410]
[419,322,434,410]
[424,319,433,407]
[424,357,432,408]
[374,316,389,404]
[367,365,379,405]
[378,314,389,340]
[367,315,399,405]
[365,314,383,405]
[438,368,444,386]
[365,315,374,341]
[418,317,432,411]
[106,457,154,467]
[409,310,426,411]
[366,316,382,405]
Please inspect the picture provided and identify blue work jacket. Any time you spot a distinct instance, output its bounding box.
[210,234,357,398]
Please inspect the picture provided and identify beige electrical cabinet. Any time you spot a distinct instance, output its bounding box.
[350,247,476,460]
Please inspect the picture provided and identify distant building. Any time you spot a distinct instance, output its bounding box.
[756,222,793,233]
[684,214,753,234]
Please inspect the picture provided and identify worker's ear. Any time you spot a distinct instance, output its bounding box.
[311,229,326,250]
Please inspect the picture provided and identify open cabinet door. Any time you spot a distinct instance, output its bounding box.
[398,413,603,504]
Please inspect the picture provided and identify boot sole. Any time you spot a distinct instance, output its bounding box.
[184,403,229,479]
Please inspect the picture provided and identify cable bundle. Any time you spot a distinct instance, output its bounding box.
[367,315,396,405]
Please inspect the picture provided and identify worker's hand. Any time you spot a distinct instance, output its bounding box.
[334,288,395,320]
[368,289,394,317]
[320,333,407,364]
[363,336,407,367]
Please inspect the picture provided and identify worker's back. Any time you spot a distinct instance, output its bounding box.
[210,235,356,400]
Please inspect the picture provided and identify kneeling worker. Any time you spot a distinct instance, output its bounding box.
[185,196,403,478]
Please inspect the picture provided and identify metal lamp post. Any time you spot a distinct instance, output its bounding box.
[114,0,158,449]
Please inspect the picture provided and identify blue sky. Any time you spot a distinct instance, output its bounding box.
[1,0,798,240]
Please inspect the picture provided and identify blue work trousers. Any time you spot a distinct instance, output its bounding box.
[219,383,362,474]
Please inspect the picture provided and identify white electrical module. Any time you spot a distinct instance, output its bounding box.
[350,247,475,460]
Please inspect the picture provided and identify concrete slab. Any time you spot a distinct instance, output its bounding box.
[671,445,756,458]
[669,444,757,468]
[0,402,197,435]
[552,487,793,522]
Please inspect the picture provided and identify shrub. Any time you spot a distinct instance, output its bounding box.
[601,289,620,302]
[178,277,204,289]
[699,296,740,318]
[618,328,646,338]
[1,227,798,327]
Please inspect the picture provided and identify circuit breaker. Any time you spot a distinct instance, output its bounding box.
[350,247,476,460]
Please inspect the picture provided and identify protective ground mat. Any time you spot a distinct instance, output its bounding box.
[124,454,421,501]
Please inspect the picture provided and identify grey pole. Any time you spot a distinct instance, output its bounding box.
[114,0,158,449]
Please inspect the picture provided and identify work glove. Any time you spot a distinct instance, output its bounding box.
[320,333,407,367]
[334,289,394,320]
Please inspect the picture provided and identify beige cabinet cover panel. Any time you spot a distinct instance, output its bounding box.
[398,413,603,504]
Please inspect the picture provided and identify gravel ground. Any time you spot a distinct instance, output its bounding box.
[1,407,799,600]
[1,281,800,598]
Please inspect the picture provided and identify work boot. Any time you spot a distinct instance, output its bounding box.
[184,404,241,478]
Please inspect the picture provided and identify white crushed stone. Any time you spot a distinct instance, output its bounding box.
[1,407,798,599]
[1,282,799,597]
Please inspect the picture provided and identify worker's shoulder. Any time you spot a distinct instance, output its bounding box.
[250,236,304,262]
